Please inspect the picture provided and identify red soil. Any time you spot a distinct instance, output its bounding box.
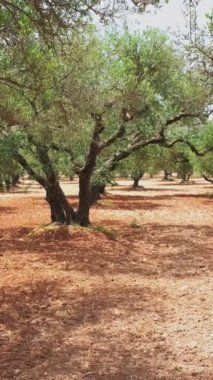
[0,178,212,380]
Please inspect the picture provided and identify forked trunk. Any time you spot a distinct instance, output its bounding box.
[14,150,76,225]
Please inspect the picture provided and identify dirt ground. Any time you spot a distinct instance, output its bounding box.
[0,177,213,380]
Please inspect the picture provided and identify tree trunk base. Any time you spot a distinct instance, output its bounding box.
[131,185,146,191]
[131,175,144,190]
[179,180,194,185]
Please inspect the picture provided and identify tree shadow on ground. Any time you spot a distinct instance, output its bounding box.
[0,221,211,280]
[0,191,212,280]
[56,224,212,278]
[0,191,212,379]
[108,187,183,192]
[132,188,184,192]
[125,223,213,278]
[94,194,166,211]
[0,226,31,238]
[0,278,173,380]
[94,193,212,209]
[0,206,17,214]
[157,182,210,187]
[123,193,213,202]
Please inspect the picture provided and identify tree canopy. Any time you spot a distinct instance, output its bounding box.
[0,0,212,225]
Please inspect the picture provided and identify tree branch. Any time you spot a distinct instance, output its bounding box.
[50,142,75,160]
[13,151,47,188]
[100,123,126,150]
[79,113,104,175]
[203,175,213,184]
[185,140,213,156]
[165,111,201,127]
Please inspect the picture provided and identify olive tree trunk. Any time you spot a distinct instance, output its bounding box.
[78,173,91,226]
[46,181,76,224]
[15,151,76,225]
[131,172,144,189]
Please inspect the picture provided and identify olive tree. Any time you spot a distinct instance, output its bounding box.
[0,24,211,225]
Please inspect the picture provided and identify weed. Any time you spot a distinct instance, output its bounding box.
[130,219,142,229]
[93,225,118,240]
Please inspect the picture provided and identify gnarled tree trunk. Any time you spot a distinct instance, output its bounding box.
[14,150,76,225]
[46,181,76,224]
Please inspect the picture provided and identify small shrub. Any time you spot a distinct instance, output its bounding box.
[93,225,118,240]
[130,219,142,229]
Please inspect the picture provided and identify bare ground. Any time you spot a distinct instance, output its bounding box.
[0,177,213,380]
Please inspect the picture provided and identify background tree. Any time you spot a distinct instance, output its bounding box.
[118,145,160,188]
[89,28,210,193]
[190,121,213,183]
[0,133,22,191]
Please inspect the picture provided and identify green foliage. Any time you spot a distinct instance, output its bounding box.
[118,145,161,178]
[193,122,213,178]
[105,29,184,122]
[0,18,211,193]
[0,132,23,189]
[206,10,213,34]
